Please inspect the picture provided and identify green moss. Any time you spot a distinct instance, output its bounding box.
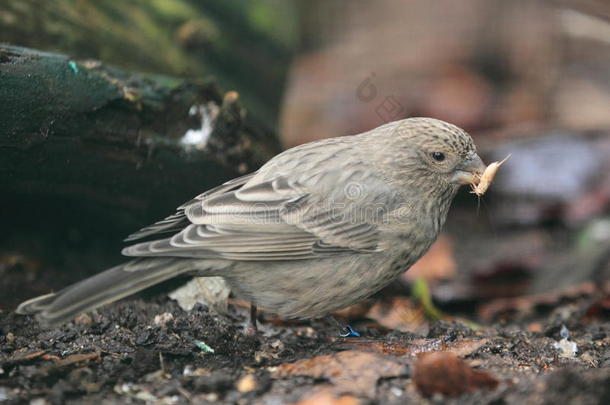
[0,0,295,125]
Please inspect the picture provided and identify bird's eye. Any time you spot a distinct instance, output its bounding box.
[431,152,445,162]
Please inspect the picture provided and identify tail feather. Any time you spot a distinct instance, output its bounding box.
[16,258,193,328]
[16,292,58,314]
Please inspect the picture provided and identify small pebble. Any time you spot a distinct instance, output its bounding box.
[74,313,93,325]
[154,313,174,326]
[183,365,209,377]
[553,338,578,358]
[236,374,257,393]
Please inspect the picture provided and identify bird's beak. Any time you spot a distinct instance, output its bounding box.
[451,154,486,185]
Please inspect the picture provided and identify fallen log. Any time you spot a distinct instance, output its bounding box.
[0,45,280,298]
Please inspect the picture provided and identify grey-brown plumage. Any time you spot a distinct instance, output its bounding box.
[17,118,485,327]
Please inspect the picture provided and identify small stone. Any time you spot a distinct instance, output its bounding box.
[202,393,218,402]
[183,365,195,376]
[183,365,209,377]
[579,351,596,366]
[153,312,174,326]
[74,313,93,325]
[553,338,578,358]
[0,387,9,401]
[236,374,257,393]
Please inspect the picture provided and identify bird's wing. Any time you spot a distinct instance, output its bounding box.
[124,173,257,242]
[122,168,396,261]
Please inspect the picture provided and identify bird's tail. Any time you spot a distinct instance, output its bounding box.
[16,258,194,328]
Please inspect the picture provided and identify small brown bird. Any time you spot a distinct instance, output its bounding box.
[17,118,485,330]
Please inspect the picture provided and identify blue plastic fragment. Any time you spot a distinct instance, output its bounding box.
[339,325,361,338]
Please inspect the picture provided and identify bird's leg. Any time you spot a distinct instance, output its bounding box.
[328,316,361,337]
[245,303,258,335]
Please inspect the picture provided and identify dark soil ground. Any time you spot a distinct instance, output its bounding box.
[1,288,609,404]
[1,199,609,404]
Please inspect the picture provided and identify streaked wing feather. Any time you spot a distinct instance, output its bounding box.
[280,194,381,252]
[123,169,387,260]
[124,173,256,242]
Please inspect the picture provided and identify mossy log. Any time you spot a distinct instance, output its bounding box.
[0,45,280,271]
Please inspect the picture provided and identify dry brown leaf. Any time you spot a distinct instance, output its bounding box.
[478,281,606,321]
[273,350,406,398]
[365,296,426,333]
[527,323,543,332]
[54,352,100,368]
[413,351,499,398]
[7,350,46,364]
[470,155,511,196]
[291,389,362,405]
[340,338,489,358]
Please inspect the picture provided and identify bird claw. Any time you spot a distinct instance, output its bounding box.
[245,323,258,336]
[339,325,361,338]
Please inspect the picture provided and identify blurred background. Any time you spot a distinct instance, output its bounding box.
[1,0,609,329]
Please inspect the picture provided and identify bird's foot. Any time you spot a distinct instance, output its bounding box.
[245,323,258,336]
[245,303,258,336]
[327,316,361,337]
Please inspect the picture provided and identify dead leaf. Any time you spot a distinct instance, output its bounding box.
[527,323,543,332]
[169,276,230,314]
[54,352,100,368]
[584,292,610,320]
[478,281,604,321]
[341,338,488,358]
[413,351,498,398]
[365,297,426,333]
[291,389,362,405]
[338,339,418,357]
[470,155,510,196]
[7,350,46,365]
[273,350,406,398]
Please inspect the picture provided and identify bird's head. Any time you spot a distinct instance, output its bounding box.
[373,118,486,194]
